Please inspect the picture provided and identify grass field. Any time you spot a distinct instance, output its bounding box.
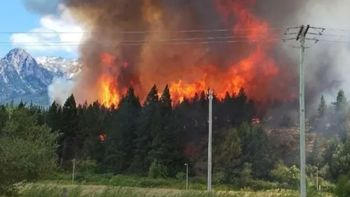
[18,183,334,197]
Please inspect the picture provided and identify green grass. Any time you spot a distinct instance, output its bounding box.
[32,173,335,197]
[46,173,284,191]
[18,182,337,197]
[46,173,209,190]
[19,184,303,197]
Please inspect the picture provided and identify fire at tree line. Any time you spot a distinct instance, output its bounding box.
[1,85,350,194]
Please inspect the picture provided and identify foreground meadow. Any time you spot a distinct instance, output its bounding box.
[18,183,334,197]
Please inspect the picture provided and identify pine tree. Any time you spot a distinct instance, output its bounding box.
[335,89,347,112]
[131,85,160,174]
[0,106,8,131]
[308,138,323,167]
[318,95,327,117]
[232,88,253,125]
[334,90,349,141]
[148,85,182,176]
[47,101,62,132]
[104,87,141,172]
[78,101,106,163]
[238,123,275,179]
[60,94,79,167]
[160,85,172,114]
[237,88,248,105]
[213,127,241,182]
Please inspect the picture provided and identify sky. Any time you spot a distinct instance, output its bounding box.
[0,0,83,59]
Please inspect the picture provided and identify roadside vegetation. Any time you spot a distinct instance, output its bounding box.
[18,184,301,197]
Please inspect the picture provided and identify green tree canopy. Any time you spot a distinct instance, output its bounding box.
[0,108,57,195]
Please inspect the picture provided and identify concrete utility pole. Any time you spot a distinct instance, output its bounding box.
[208,89,213,192]
[296,24,309,197]
[283,24,324,197]
[184,163,189,190]
[316,166,319,191]
[72,158,76,184]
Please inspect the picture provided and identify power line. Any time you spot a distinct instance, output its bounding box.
[321,27,350,32]
[317,39,350,44]
[0,36,281,47]
[0,35,279,44]
[0,27,284,35]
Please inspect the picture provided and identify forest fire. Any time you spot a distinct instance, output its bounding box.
[69,0,296,107]
[99,75,120,108]
[98,53,121,107]
[169,80,206,104]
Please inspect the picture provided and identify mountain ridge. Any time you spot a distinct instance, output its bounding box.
[0,48,80,106]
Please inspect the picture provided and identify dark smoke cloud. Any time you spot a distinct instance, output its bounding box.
[60,0,349,108]
[63,0,250,102]
[22,0,61,15]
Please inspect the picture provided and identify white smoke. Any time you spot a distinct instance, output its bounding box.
[48,77,76,105]
[298,0,350,101]
[276,0,350,113]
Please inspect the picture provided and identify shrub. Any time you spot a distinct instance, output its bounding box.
[176,172,186,180]
[335,175,350,197]
[213,171,226,184]
[270,163,299,187]
[77,160,98,174]
[246,179,279,190]
[239,163,253,186]
[148,160,168,178]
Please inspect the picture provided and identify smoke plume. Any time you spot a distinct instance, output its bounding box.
[51,0,350,107]
[48,77,75,105]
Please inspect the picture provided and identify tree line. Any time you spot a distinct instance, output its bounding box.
[1,85,350,194]
[46,86,262,179]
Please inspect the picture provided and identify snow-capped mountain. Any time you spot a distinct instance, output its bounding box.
[0,48,80,106]
[36,56,81,79]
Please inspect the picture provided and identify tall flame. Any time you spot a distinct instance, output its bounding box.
[164,0,284,103]
[98,53,121,107]
[99,75,120,108]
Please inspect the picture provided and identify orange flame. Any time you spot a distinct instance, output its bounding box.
[164,0,286,103]
[98,53,121,108]
[99,75,120,108]
[91,1,294,107]
[169,80,206,104]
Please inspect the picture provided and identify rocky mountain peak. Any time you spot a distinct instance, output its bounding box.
[3,48,37,74]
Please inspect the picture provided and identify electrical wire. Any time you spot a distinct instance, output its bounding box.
[0,27,284,35]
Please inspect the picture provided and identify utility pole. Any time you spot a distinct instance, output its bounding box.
[316,166,319,191]
[297,24,308,197]
[283,25,324,197]
[184,163,189,190]
[72,158,76,184]
[208,89,213,192]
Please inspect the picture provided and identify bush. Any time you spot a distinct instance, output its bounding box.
[246,179,279,190]
[270,163,299,187]
[239,163,253,186]
[108,175,177,188]
[335,175,350,197]
[176,172,186,180]
[213,171,226,184]
[77,160,98,174]
[148,160,168,178]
